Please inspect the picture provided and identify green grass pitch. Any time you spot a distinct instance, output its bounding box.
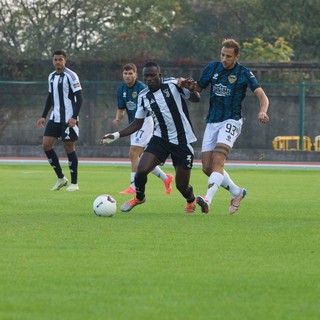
[0,163,319,320]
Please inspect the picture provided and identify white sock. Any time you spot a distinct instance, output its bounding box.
[205,172,224,204]
[221,170,241,197]
[151,166,168,180]
[130,172,136,189]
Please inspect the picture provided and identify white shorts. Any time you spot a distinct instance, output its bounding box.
[201,119,243,152]
[130,116,154,147]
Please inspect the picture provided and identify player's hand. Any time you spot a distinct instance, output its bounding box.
[100,132,120,145]
[36,118,45,128]
[112,119,120,127]
[177,77,196,92]
[68,118,77,127]
[258,112,269,124]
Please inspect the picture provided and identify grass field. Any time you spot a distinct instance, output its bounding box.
[0,162,319,320]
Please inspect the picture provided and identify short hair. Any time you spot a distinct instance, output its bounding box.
[222,39,240,55]
[52,50,67,59]
[143,61,160,73]
[123,63,137,73]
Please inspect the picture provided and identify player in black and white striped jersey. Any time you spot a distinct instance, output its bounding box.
[101,61,200,214]
[36,50,83,192]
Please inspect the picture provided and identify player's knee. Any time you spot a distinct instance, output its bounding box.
[202,166,212,177]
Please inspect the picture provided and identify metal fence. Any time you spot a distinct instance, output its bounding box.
[1,81,320,150]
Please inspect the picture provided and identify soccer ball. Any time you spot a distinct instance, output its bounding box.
[93,194,117,217]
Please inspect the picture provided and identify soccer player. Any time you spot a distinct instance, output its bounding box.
[179,39,269,214]
[113,63,173,195]
[101,62,200,214]
[36,50,83,191]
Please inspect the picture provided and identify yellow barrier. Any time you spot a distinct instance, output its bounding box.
[314,135,320,151]
[272,136,312,151]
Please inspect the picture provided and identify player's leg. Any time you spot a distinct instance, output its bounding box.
[170,143,196,214]
[62,124,79,191]
[222,169,246,214]
[119,144,142,194]
[42,121,68,190]
[175,166,196,214]
[139,116,173,192]
[196,123,230,213]
[197,120,245,214]
[120,151,160,212]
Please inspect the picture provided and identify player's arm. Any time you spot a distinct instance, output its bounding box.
[112,109,125,127]
[36,93,52,128]
[189,91,200,103]
[101,118,144,144]
[177,77,203,93]
[254,87,269,124]
[68,90,83,127]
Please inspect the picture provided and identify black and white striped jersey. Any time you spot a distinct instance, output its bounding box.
[136,78,197,145]
[48,67,82,123]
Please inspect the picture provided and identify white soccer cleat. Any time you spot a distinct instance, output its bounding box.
[229,188,247,214]
[51,177,68,191]
[66,183,79,192]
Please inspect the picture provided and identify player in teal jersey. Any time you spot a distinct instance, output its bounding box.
[179,39,269,214]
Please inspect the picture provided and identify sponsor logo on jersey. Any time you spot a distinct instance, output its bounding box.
[213,84,231,97]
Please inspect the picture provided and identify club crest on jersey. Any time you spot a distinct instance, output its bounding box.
[228,75,237,84]
[132,92,138,99]
[163,89,170,98]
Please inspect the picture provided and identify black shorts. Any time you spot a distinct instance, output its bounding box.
[145,136,194,169]
[44,120,79,141]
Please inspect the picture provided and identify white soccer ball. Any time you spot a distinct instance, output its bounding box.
[93,194,117,217]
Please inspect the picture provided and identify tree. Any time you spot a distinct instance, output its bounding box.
[241,37,294,62]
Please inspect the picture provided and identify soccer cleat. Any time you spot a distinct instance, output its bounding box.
[119,186,136,194]
[50,177,68,191]
[163,174,174,194]
[66,183,79,192]
[120,196,146,212]
[184,199,196,215]
[229,188,247,214]
[196,196,210,214]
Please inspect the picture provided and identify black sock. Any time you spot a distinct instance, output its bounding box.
[67,151,78,184]
[45,149,63,178]
[182,185,195,203]
[135,173,147,201]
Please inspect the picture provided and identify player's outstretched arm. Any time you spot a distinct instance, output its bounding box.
[100,118,144,145]
[254,87,269,124]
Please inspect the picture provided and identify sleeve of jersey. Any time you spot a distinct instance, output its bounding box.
[135,96,148,119]
[71,74,82,92]
[247,69,261,92]
[117,85,126,109]
[72,91,83,119]
[197,62,215,89]
[42,93,53,118]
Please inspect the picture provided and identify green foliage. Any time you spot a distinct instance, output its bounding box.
[1,163,320,319]
[0,0,318,80]
[241,37,294,62]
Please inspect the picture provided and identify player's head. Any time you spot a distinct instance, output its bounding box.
[143,61,161,92]
[52,50,67,73]
[52,50,67,59]
[122,63,137,86]
[220,39,240,70]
